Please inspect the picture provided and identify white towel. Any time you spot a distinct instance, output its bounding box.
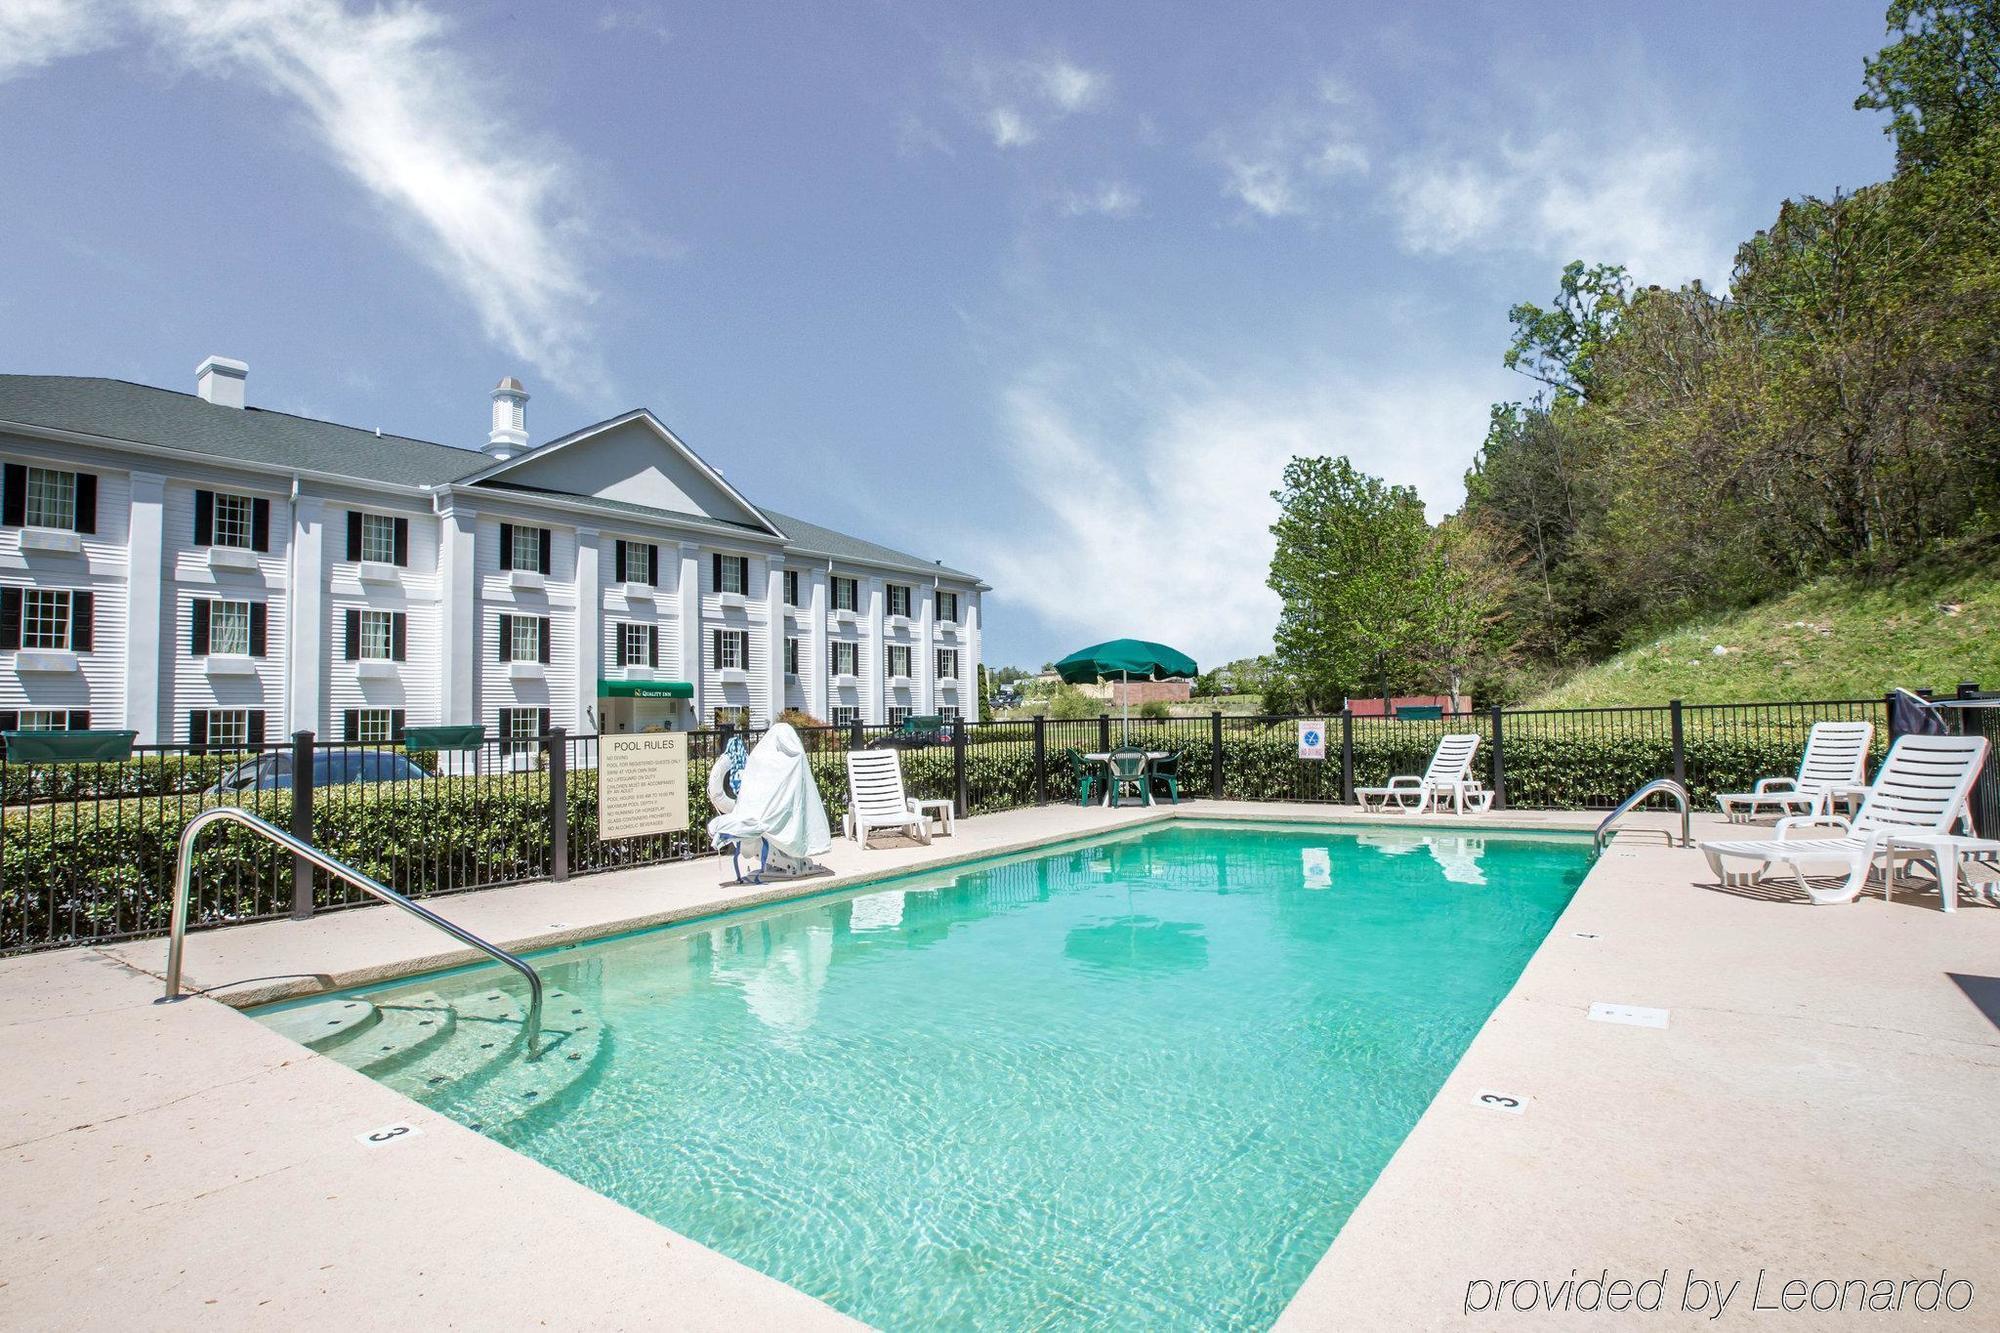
[707,723,833,859]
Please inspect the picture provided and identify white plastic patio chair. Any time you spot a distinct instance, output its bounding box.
[843,749,932,848]
[1700,733,1988,905]
[1356,734,1491,814]
[1716,720,1873,823]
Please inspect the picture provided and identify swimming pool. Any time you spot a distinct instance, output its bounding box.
[257,821,1592,1329]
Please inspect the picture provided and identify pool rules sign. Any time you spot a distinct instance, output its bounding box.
[598,734,690,840]
[1298,721,1327,760]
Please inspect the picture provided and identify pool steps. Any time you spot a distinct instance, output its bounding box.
[265,985,605,1134]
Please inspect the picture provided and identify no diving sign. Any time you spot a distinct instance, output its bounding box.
[1298,721,1327,760]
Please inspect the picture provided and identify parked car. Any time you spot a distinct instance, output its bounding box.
[206,749,429,796]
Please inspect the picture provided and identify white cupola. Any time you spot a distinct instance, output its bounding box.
[485,376,530,459]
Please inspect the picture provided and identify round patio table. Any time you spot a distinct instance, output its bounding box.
[1082,751,1170,807]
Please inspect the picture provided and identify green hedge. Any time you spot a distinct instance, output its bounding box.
[2,723,1865,954]
[0,751,258,804]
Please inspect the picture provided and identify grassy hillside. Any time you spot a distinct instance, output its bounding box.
[1525,550,2000,708]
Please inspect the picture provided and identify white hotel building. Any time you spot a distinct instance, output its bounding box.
[0,359,985,749]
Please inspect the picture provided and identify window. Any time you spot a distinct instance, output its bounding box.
[713,706,751,729]
[512,525,544,573]
[18,710,70,731]
[712,553,750,595]
[511,615,543,663]
[195,490,269,551]
[620,622,659,668]
[936,648,960,681]
[213,493,253,548]
[358,610,395,661]
[712,629,748,670]
[3,464,95,533]
[938,705,961,721]
[937,591,960,624]
[784,636,801,675]
[21,590,71,650]
[783,569,801,606]
[831,640,858,676]
[198,709,254,750]
[830,575,859,612]
[887,706,912,725]
[886,644,912,678]
[209,600,252,656]
[498,706,548,758]
[886,584,912,618]
[362,514,399,564]
[344,708,399,743]
[831,706,859,727]
[615,540,659,586]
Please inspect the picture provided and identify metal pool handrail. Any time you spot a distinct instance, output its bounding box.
[157,806,543,1058]
[1594,778,1692,853]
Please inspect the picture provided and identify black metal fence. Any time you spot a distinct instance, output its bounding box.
[3,686,1992,955]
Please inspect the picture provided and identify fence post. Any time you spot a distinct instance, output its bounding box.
[1489,706,1507,810]
[1032,715,1048,804]
[1669,698,1686,789]
[289,730,315,919]
[1339,710,1355,805]
[1099,713,1111,754]
[546,726,569,882]
[1210,711,1224,800]
[952,716,969,819]
[849,716,864,749]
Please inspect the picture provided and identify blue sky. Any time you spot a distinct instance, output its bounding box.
[0,1,1899,669]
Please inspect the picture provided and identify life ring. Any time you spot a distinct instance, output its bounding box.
[708,756,740,813]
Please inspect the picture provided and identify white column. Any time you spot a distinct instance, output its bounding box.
[125,472,166,742]
[965,593,982,722]
[574,527,600,733]
[287,497,325,735]
[807,567,829,721]
[763,555,786,725]
[678,541,702,725]
[436,504,477,725]
[864,575,886,724]
[917,579,935,714]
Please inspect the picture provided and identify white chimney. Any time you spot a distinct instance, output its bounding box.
[196,356,248,408]
[485,376,529,459]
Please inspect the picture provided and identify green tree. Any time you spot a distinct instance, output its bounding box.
[1858,0,2000,169]
[1503,261,1634,401]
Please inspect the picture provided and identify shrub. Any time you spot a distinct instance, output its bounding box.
[1048,685,1101,720]
[1138,700,1172,720]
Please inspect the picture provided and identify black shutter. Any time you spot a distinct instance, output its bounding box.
[248,602,267,657]
[711,629,721,667]
[392,517,409,566]
[497,613,513,662]
[537,527,552,574]
[191,599,211,656]
[391,612,407,661]
[73,473,96,534]
[614,540,628,583]
[251,497,270,552]
[344,709,359,741]
[537,707,551,737]
[189,711,208,751]
[344,609,360,661]
[0,711,15,738]
[347,511,363,561]
[1,464,23,527]
[70,591,93,652]
[648,624,660,668]
[0,587,19,650]
[193,490,214,546]
[537,616,551,664]
[711,553,722,592]
[499,522,514,571]
[247,710,266,747]
[647,545,659,586]
[68,709,90,731]
[391,709,406,743]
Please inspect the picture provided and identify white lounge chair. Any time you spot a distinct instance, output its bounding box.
[1716,720,1873,823]
[843,750,932,848]
[1700,734,1988,905]
[1357,734,1491,814]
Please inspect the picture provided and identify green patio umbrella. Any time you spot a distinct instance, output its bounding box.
[1053,638,1199,744]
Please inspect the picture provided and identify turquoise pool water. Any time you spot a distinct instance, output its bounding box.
[261,822,1591,1329]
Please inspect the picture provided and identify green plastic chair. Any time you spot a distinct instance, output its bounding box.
[1062,749,1102,806]
[1149,752,1180,804]
[1106,746,1153,808]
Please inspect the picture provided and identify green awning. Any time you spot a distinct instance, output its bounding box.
[1054,639,1199,684]
[2,729,138,763]
[403,725,487,752]
[600,680,695,700]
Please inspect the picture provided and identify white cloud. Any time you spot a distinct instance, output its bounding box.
[1209,76,1371,219]
[1387,131,1730,286]
[987,106,1037,149]
[0,0,118,81]
[1059,180,1139,218]
[973,52,1110,149]
[1033,58,1106,114]
[595,6,671,46]
[979,361,1492,667]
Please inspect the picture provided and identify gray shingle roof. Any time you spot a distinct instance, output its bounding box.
[0,374,983,583]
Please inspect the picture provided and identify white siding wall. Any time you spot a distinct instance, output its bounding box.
[323,502,442,733]
[162,478,288,741]
[474,515,578,734]
[0,448,131,725]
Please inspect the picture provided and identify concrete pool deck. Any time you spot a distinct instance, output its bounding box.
[2,801,1993,1328]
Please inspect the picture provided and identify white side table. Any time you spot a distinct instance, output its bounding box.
[914,799,956,837]
[1883,834,2000,912]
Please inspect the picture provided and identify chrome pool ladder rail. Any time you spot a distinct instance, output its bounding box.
[1594,778,1692,853]
[158,806,544,1058]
